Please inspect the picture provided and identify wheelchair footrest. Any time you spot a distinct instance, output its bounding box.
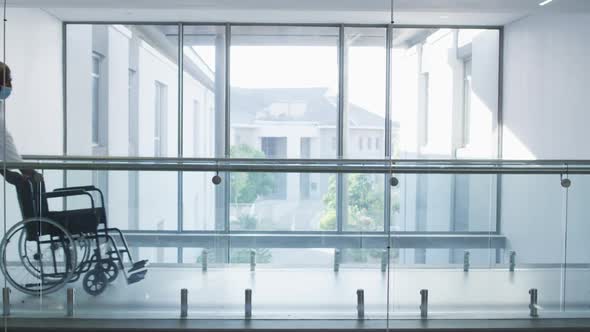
[127,269,148,285]
[128,259,149,273]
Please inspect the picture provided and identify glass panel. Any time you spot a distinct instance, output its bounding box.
[342,28,387,233]
[66,170,178,231]
[183,171,221,230]
[229,172,333,231]
[229,26,339,159]
[390,174,564,317]
[343,174,385,232]
[182,25,225,158]
[66,24,179,157]
[391,173,497,232]
[391,28,500,160]
[564,174,590,313]
[343,27,386,159]
[0,169,65,315]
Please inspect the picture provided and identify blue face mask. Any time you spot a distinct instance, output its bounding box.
[0,86,11,100]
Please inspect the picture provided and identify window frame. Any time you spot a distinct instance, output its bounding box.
[63,23,503,239]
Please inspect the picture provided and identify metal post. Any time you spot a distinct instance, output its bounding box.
[180,288,188,318]
[463,251,470,272]
[250,249,256,272]
[357,289,365,319]
[336,24,346,233]
[245,289,252,319]
[66,288,75,317]
[381,249,388,272]
[334,249,341,272]
[529,288,538,318]
[420,289,428,319]
[202,249,208,272]
[2,288,10,316]
[509,251,516,272]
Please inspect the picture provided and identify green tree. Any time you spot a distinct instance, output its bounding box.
[229,144,275,204]
[320,174,386,231]
[228,144,275,263]
[320,174,400,263]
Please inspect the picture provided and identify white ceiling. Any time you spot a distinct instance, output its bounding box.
[8,0,590,25]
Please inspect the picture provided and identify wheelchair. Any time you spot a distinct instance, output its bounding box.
[0,170,148,296]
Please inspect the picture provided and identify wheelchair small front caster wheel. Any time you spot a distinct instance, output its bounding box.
[101,260,119,283]
[83,268,108,296]
[212,174,222,185]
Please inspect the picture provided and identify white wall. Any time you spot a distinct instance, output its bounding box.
[3,8,62,156]
[501,14,590,267]
[0,8,63,227]
[503,14,590,160]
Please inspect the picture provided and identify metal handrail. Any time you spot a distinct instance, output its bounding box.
[20,154,590,165]
[1,156,587,174]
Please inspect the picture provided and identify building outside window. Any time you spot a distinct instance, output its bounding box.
[154,81,168,157]
[91,53,102,146]
[419,72,430,147]
[193,100,201,156]
[462,57,472,146]
[261,137,287,199]
[300,137,311,199]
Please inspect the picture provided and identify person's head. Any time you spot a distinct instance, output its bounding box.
[0,62,12,100]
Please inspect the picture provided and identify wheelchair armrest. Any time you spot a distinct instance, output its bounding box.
[53,186,105,208]
[54,185,97,192]
[43,190,96,210]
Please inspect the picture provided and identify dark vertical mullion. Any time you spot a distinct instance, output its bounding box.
[336,25,345,233]
[494,27,505,264]
[384,25,393,234]
[177,23,184,263]
[224,23,232,263]
[62,22,68,210]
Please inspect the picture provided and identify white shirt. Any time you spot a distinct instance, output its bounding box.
[0,102,23,162]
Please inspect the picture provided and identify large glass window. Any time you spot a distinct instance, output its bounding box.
[182,25,225,158]
[344,27,386,159]
[66,24,180,232]
[61,25,502,240]
[390,28,500,240]
[342,28,387,232]
[228,26,339,232]
[181,25,225,231]
[391,28,499,159]
[229,25,339,159]
[66,24,179,157]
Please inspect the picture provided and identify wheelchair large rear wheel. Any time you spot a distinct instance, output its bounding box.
[0,218,77,295]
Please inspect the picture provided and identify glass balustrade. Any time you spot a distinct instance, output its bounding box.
[0,158,588,322]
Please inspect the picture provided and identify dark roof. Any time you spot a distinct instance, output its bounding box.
[231,87,385,128]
